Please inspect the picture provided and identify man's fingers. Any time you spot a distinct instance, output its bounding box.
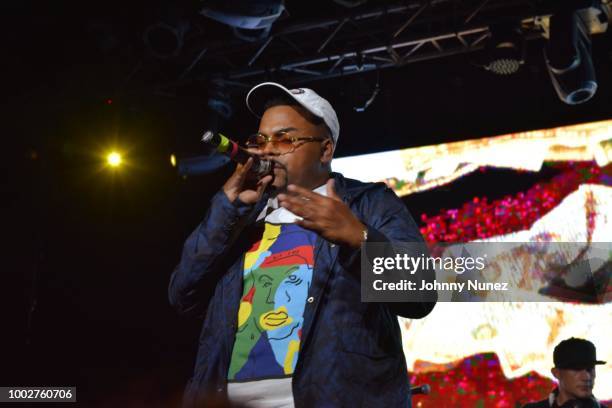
[296,218,318,231]
[256,175,273,195]
[278,194,317,214]
[279,197,307,216]
[257,174,273,187]
[240,157,253,174]
[286,184,322,201]
[233,158,253,183]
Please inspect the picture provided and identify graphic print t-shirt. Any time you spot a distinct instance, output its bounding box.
[227,222,316,382]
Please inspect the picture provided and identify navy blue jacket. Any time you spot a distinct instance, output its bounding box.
[169,172,436,407]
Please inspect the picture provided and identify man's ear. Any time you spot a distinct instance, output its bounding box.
[551,367,560,380]
[320,138,334,165]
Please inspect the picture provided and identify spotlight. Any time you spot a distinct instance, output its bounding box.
[107,152,122,167]
[545,9,598,105]
[482,23,524,75]
[170,154,177,167]
[333,0,368,7]
[200,0,284,42]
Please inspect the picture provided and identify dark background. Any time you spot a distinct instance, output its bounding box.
[5,1,612,406]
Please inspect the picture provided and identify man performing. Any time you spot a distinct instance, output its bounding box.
[169,82,436,407]
[523,338,607,408]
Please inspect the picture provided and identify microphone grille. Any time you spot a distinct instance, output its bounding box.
[201,130,214,143]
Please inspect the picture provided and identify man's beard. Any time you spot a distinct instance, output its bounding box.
[267,160,289,196]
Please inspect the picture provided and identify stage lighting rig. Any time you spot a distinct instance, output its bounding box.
[200,0,284,42]
[333,0,368,7]
[544,0,609,105]
[481,23,525,76]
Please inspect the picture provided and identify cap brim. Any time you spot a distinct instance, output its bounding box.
[246,82,295,118]
[557,360,606,369]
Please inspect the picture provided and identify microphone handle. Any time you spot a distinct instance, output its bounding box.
[201,130,272,177]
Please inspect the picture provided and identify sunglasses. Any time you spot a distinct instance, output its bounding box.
[245,131,327,154]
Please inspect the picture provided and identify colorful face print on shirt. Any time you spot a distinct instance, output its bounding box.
[228,223,316,381]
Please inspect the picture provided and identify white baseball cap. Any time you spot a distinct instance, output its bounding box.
[246,82,340,146]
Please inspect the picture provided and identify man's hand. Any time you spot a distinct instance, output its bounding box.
[277,179,366,248]
[222,158,273,205]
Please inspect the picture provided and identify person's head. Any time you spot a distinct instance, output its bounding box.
[245,83,339,191]
[551,338,606,402]
[552,366,596,400]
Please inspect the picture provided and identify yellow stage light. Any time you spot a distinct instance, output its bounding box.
[107,152,122,167]
[170,154,176,167]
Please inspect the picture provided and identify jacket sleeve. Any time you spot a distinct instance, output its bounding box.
[168,190,255,318]
[342,186,437,319]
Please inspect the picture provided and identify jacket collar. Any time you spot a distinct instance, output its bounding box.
[548,388,602,407]
[330,172,383,204]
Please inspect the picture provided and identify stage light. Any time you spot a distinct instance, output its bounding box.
[170,154,177,167]
[200,0,284,42]
[481,23,524,75]
[107,152,122,167]
[545,10,598,104]
[333,0,368,7]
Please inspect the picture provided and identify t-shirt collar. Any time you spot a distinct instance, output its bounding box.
[256,183,328,224]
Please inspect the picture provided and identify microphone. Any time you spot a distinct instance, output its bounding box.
[410,384,431,395]
[201,130,272,177]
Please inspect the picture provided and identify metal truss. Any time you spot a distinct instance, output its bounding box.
[162,0,581,91]
[220,25,495,87]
